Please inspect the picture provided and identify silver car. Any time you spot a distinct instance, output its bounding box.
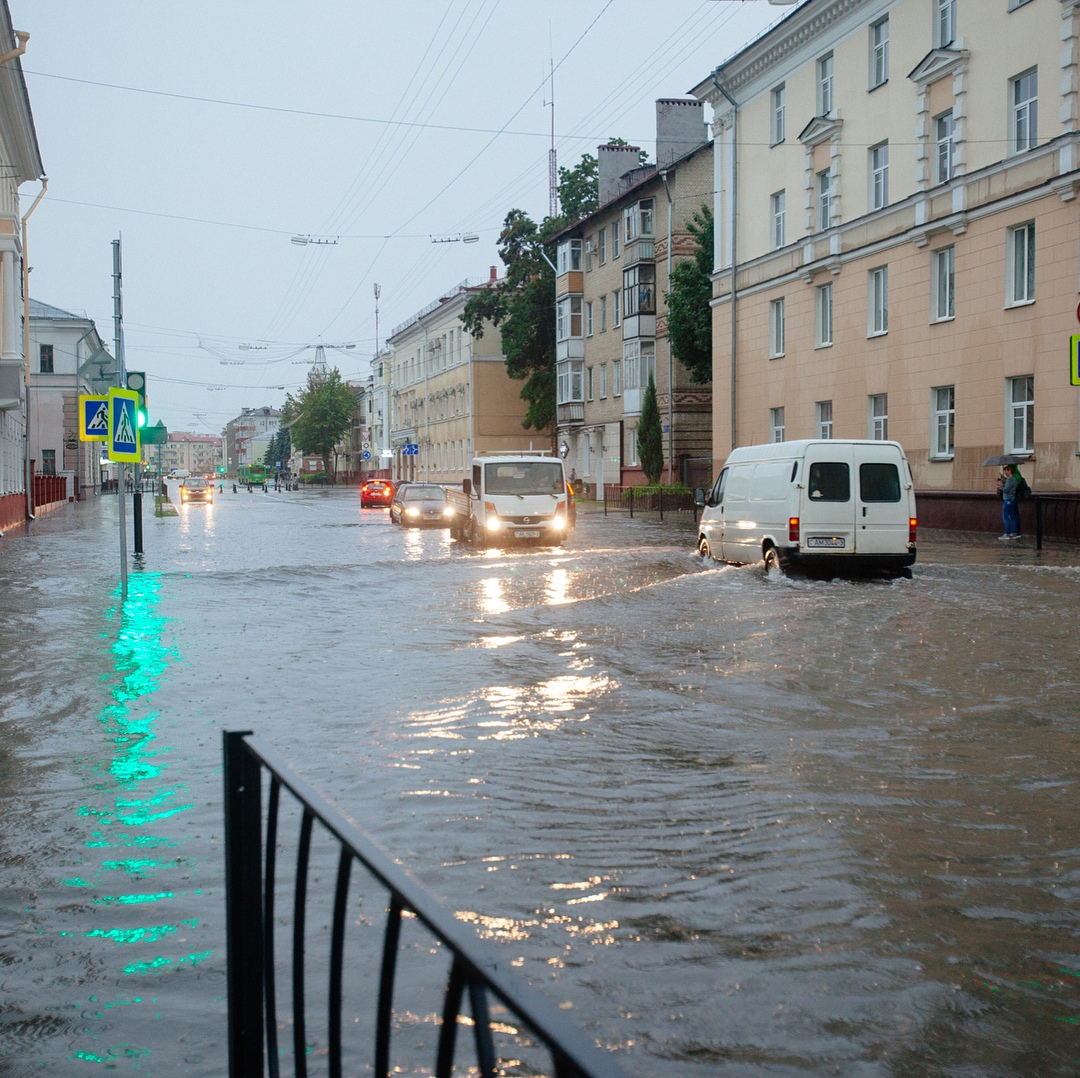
[389,484,453,527]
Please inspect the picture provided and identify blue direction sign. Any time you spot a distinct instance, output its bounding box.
[107,387,141,463]
[402,443,419,456]
[361,450,371,460]
[79,394,110,441]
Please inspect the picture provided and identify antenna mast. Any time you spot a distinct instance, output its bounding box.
[548,57,558,218]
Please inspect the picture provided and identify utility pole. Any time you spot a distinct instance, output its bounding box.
[112,238,128,601]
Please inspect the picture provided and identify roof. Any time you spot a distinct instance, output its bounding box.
[29,298,90,321]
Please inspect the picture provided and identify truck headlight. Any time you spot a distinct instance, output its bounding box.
[443,506,454,518]
[485,515,501,531]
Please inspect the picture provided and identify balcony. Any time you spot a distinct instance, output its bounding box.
[558,402,585,425]
[624,238,655,265]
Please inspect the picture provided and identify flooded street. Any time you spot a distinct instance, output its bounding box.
[1,488,1078,1076]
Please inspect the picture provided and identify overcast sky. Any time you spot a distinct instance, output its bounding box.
[13,0,790,435]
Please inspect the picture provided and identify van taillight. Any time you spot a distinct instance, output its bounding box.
[788,517,799,543]
[909,517,917,544]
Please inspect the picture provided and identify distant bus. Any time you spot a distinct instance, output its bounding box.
[239,463,267,486]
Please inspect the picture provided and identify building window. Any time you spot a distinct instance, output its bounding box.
[39,344,54,373]
[934,111,955,184]
[624,199,654,242]
[770,407,785,443]
[557,360,584,404]
[1011,69,1038,154]
[598,228,607,265]
[769,298,785,358]
[932,386,955,458]
[40,448,56,475]
[612,219,620,259]
[816,400,833,439]
[599,295,607,333]
[557,239,582,275]
[816,283,833,347]
[869,266,888,336]
[626,426,638,467]
[817,169,832,231]
[870,18,889,89]
[933,246,955,321]
[613,359,622,397]
[612,289,621,327]
[869,394,888,440]
[1008,375,1034,453]
[599,363,608,399]
[870,141,889,210]
[585,236,594,272]
[771,84,786,145]
[556,295,583,340]
[586,366,594,401]
[818,53,834,116]
[623,263,655,317]
[935,0,956,47]
[1006,222,1035,306]
[771,190,786,249]
[622,339,656,394]
[585,301,594,337]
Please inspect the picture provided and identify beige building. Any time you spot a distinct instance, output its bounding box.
[387,271,539,483]
[694,0,1080,513]
[143,431,223,477]
[552,101,715,494]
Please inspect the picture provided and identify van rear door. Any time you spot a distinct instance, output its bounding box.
[800,443,856,554]
[855,445,907,554]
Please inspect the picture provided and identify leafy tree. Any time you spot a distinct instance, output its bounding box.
[557,154,598,221]
[637,372,664,485]
[665,204,714,385]
[281,366,354,478]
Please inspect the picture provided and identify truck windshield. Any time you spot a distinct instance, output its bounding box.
[485,461,564,496]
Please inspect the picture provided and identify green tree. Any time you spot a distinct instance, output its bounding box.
[665,204,714,385]
[557,153,598,221]
[281,366,354,479]
[637,372,664,485]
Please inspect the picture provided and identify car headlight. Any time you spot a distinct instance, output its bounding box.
[443,506,454,518]
[406,506,419,517]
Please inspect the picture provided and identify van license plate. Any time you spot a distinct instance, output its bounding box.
[514,529,540,539]
[807,536,845,548]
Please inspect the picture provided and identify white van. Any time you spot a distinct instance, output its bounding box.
[694,439,916,576]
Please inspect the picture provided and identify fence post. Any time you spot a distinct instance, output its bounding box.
[1035,496,1043,551]
[658,489,664,522]
[223,730,265,1077]
[629,488,634,519]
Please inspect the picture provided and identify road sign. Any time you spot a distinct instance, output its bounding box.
[108,387,141,463]
[79,395,110,441]
[361,450,371,460]
[141,420,168,445]
[362,441,370,450]
[381,449,393,458]
[402,443,419,456]
[1071,334,1080,387]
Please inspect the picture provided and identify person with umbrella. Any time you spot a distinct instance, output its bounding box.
[997,464,1021,538]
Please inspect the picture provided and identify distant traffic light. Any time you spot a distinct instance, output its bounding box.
[126,371,148,428]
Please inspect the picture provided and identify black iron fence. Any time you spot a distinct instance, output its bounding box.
[1034,494,1080,550]
[223,730,631,1078]
[602,485,699,521]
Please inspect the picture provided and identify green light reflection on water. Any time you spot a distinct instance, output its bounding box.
[83,920,197,946]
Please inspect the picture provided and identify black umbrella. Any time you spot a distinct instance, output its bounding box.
[982,454,1024,467]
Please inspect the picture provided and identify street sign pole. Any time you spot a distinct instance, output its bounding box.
[113,239,128,601]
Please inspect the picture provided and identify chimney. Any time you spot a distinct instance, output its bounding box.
[655,99,707,169]
[489,265,497,282]
[598,143,641,206]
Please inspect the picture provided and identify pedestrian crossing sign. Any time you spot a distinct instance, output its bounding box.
[79,394,110,441]
[1071,334,1080,387]
[107,387,141,462]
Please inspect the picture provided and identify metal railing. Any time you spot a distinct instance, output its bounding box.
[602,485,699,521]
[1034,494,1080,550]
[223,730,631,1078]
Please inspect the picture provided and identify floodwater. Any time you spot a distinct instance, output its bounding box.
[1,488,1077,1076]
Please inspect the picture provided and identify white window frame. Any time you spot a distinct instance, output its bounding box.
[1007,375,1034,453]
[935,0,956,48]
[932,385,955,459]
[613,358,622,397]
[599,362,608,399]
[818,53,834,116]
[934,110,955,184]
[626,426,638,466]
[870,18,889,89]
[770,406,785,443]
[869,393,888,440]
[1006,222,1035,306]
[816,283,833,347]
[557,239,582,275]
[599,295,607,333]
[817,169,832,231]
[870,141,889,211]
[598,228,606,265]
[556,295,583,341]
[932,246,955,322]
[585,300,594,337]
[816,400,833,440]
[612,219,620,259]
[771,190,786,249]
[556,359,584,404]
[612,289,621,328]
[586,365,594,401]
[622,339,656,393]
[1011,69,1038,154]
[868,266,888,337]
[771,84,786,145]
[769,297,785,359]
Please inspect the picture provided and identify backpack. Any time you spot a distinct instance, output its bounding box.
[1015,476,1032,501]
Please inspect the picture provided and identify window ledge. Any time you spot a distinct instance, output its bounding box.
[868,80,888,93]
[930,315,955,325]
[928,455,954,462]
[1004,299,1035,310]
[867,330,888,340]
[769,352,785,361]
[814,342,834,350]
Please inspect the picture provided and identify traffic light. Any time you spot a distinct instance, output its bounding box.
[126,371,148,428]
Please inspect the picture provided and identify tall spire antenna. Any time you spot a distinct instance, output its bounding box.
[548,50,558,219]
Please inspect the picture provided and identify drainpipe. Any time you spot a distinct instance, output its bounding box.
[713,74,738,450]
[22,176,47,522]
[660,169,674,485]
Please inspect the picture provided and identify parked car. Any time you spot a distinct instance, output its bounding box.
[360,478,396,507]
[694,439,916,577]
[180,477,213,504]
[389,483,453,527]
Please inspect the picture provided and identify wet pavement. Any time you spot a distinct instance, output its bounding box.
[1,488,1078,1076]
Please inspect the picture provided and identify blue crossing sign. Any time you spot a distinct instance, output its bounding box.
[79,394,110,441]
[107,387,141,463]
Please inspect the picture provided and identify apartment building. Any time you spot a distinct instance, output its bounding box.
[387,271,538,484]
[694,0,1080,518]
[552,101,715,494]
[224,406,280,475]
[143,432,223,477]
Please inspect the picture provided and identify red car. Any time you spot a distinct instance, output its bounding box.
[360,478,395,508]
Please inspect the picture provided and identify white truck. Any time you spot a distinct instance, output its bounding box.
[446,453,573,546]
